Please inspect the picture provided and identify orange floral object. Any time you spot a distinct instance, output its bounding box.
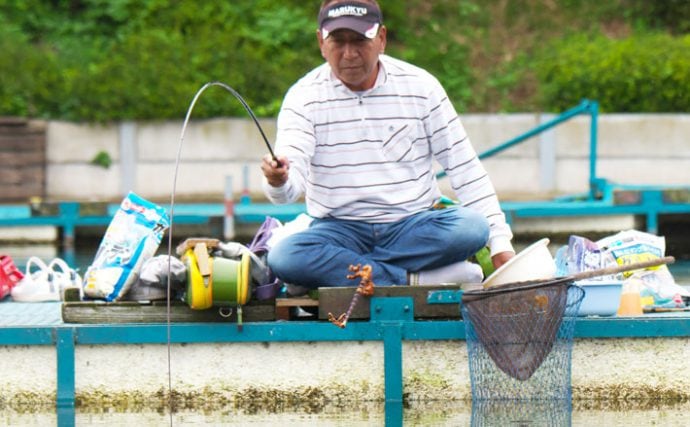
[348,264,375,296]
[328,264,375,328]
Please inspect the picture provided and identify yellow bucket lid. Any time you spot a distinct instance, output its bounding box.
[184,248,213,310]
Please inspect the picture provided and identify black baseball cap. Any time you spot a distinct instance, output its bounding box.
[318,1,383,39]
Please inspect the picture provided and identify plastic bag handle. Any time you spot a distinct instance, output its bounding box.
[49,258,78,281]
[26,257,51,278]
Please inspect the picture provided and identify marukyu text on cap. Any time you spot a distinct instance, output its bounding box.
[318,2,383,39]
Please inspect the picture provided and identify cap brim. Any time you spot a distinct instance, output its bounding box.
[322,18,379,39]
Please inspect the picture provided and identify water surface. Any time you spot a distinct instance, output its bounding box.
[3,401,690,426]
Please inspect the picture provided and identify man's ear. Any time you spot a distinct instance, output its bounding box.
[377,25,387,53]
[316,29,326,58]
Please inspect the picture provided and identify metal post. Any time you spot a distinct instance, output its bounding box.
[370,297,414,403]
[588,100,601,200]
[538,113,556,193]
[224,176,235,240]
[384,401,404,427]
[241,164,251,204]
[57,404,76,427]
[382,324,403,403]
[58,202,79,250]
[641,190,662,234]
[119,121,137,196]
[56,328,76,407]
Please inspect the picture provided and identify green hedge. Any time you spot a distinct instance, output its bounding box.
[0,1,319,121]
[0,1,689,120]
[536,33,690,112]
[0,17,63,117]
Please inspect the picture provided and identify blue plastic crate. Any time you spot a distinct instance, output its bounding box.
[576,280,622,316]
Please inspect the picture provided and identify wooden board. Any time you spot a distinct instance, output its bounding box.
[318,285,461,320]
[0,119,46,202]
[275,296,320,321]
[275,297,320,308]
[175,238,220,256]
[61,300,275,324]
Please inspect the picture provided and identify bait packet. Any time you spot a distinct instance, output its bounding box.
[597,230,689,300]
[83,192,170,301]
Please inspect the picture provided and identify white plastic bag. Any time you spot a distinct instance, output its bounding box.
[597,230,689,299]
[565,235,617,279]
[49,258,83,298]
[266,213,312,249]
[124,255,186,301]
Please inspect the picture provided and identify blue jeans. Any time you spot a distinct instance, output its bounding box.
[267,207,489,288]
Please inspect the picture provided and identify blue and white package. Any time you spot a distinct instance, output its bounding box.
[83,192,170,301]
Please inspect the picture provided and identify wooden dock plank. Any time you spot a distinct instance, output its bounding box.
[318,285,462,320]
[62,300,275,324]
[274,297,319,320]
[275,297,319,307]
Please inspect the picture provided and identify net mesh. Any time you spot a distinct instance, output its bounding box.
[461,279,585,400]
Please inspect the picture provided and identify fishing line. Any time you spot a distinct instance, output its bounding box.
[165,81,278,425]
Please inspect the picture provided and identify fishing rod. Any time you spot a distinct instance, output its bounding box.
[185,81,281,163]
[164,81,281,425]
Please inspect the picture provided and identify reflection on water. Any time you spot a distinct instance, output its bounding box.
[471,399,572,426]
[2,401,690,426]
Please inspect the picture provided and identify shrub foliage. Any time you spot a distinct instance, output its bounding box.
[0,0,688,120]
[536,34,690,112]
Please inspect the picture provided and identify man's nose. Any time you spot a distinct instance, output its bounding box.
[342,42,359,58]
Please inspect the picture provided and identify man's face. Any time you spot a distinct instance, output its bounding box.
[317,26,387,92]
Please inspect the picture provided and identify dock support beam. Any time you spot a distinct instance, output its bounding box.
[641,190,662,235]
[56,328,76,407]
[371,297,414,403]
[223,175,235,240]
[58,202,80,250]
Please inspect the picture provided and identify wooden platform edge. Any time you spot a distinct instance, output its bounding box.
[275,297,319,307]
[61,300,275,324]
[317,285,462,320]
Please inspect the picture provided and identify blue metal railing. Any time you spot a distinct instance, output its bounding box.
[437,99,601,200]
[435,99,690,234]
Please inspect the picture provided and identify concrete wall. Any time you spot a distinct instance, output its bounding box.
[44,114,690,202]
[1,338,689,407]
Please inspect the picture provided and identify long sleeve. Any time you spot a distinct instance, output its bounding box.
[261,79,315,205]
[425,81,514,256]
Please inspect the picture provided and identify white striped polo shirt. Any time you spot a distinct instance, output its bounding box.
[263,54,513,255]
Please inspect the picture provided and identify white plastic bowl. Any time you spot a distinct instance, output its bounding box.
[482,238,557,288]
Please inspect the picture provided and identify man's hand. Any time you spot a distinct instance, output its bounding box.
[261,155,289,187]
[491,251,514,270]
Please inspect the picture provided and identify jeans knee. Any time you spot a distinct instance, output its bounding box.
[472,215,490,250]
[266,243,296,281]
[450,208,490,253]
[471,213,490,247]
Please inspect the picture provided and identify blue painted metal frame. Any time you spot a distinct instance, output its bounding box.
[2,296,690,411]
[501,186,690,235]
[0,199,306,250]
[437,98,690,234]
[56,328,76,408]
